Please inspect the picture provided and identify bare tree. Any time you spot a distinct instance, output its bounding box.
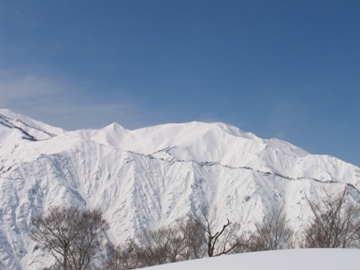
[248,203,294,251]
[105,210,246,269]
[30,206,109,270]
[176,216,207,260]
[104,241,143,270]
[135,225,188,266]
[191,208,245,257]
[303,188,360,248]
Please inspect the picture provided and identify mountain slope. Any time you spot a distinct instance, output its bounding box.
[0,109,359,269]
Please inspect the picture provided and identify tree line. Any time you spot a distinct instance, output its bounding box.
[30,188,360,270]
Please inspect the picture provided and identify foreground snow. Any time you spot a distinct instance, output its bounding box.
[146,249,360,270]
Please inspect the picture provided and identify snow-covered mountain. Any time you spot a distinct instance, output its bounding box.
[1,108,360,269]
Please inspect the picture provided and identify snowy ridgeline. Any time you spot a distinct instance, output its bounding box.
[147,249,360,270]
[1,108,360,269]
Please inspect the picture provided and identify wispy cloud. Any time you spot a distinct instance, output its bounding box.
[0,72,61,102]
[0,71,144,130]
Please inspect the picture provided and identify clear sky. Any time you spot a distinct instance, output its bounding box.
[1,1,360,166]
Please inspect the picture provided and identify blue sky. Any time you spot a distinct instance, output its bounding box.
[1,1,360,166]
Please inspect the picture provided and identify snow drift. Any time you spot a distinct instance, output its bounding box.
[146,249,360,270]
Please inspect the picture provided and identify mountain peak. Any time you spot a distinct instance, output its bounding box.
[0,109,63,142]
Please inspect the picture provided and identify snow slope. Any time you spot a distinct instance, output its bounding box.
[1,109,360,269]
[146,249,360,270]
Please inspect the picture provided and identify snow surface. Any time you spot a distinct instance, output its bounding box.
[1,108,360,269]
[146,249,360,270]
